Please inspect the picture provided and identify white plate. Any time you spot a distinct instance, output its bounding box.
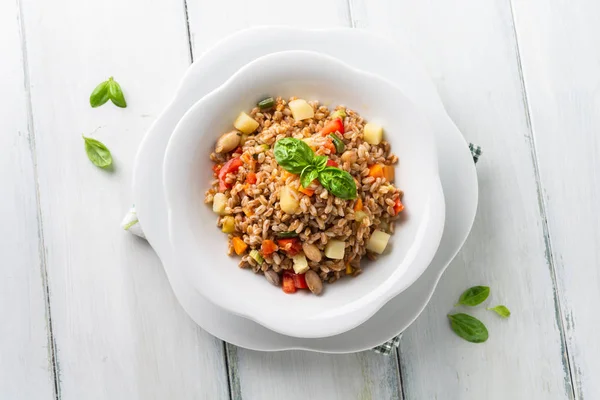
[133,27,478,352]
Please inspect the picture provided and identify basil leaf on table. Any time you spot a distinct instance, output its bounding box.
[89,77,127,108]
[487,305,511,318]
[448,313,489,343]
[300,166,319,189]
[274,137,314,174]
[107,77,127,108]
[456,286,490,307]
[82,135,113,168]
[89,80,110,108]
[312,155,328,172]
[318,167,357,199]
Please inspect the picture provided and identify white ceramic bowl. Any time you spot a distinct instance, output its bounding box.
[163,50,445,338]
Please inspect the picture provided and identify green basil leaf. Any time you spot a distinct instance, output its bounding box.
[300,166,319,188]
[487,305,511,318]
[448,313,489,343]
[82,135,113,168]
[312,155,328,172]
[456,286,490,307]
[274,137,314,174]
[89,80,110,108]
[318,167,357,199]
[107,77,127,108]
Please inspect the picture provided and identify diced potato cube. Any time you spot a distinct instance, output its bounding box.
[212,193,228,215]
[366,230,391,254]
[288,99,314,121]
[324,240,345,260]
[292,253,309,274]
[221,216,235,233]
[280,186,299,214]
[234,112,259,134]
[364,122,383,145]
[355,211,367,222]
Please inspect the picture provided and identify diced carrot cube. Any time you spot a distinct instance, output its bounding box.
[232,237,247,255]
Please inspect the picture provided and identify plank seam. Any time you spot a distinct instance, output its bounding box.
[395,347,406,400]
[224,344,242,400]
[507,1,578,398]
[182,0,194,63]
[15,0,61,398]
[346,0,357,28]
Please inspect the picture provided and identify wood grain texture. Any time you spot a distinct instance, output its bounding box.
[0,1,56,398]
[185,2,403,400]
[350,0,574,398]
[511,0,600,398]
[17,0,230,398]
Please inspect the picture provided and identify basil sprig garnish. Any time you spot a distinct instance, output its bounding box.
[318,167,357,200]
[300,166,319,189]
[274,138,314,174]
[274,138,356,199]
[90,77,127,108]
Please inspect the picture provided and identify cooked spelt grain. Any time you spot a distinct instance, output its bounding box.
[206,97,403,290]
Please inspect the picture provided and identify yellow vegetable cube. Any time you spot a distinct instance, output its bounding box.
[366,230,391,254]
[280,186,299,214]
[364,122,383,145]
[234,112,259,134]
[288,99,314,121]
[212,193,228,215]
[324,240,345,260]
[221,216,235,233]
[292,253,309,274]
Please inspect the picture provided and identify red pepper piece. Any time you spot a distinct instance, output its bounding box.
[282,273,297,294]
[218,158,243,192]
[393,198,405,215]
[261,239,278,255]
[277,238,302,256]
[292,273,308,289]
[321,118,345,136]
[326,159,338,167]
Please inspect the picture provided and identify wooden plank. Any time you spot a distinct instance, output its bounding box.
[185,2,403,400]
[0,1,56,398]
[349,0,574,399]
[511,0,600,398]
[228,347,401,400]
[18,0,230,398]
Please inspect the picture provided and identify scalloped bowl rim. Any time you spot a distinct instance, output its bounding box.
[163,50,445,338]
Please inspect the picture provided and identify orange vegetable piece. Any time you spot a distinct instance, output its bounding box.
[240,152,256,171]
[354,198,363,211]
[383,165,395,182]
[298,187,315,196]
[246,172,257,184]
[324,139,336,153]
[394,198,405,215]
[368,164,385,178]
[232,237,248,255]
[261,240,278,255]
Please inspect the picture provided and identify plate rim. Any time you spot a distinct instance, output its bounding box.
[132,26,478,352]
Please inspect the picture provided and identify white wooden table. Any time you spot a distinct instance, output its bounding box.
[2,0,598,398]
